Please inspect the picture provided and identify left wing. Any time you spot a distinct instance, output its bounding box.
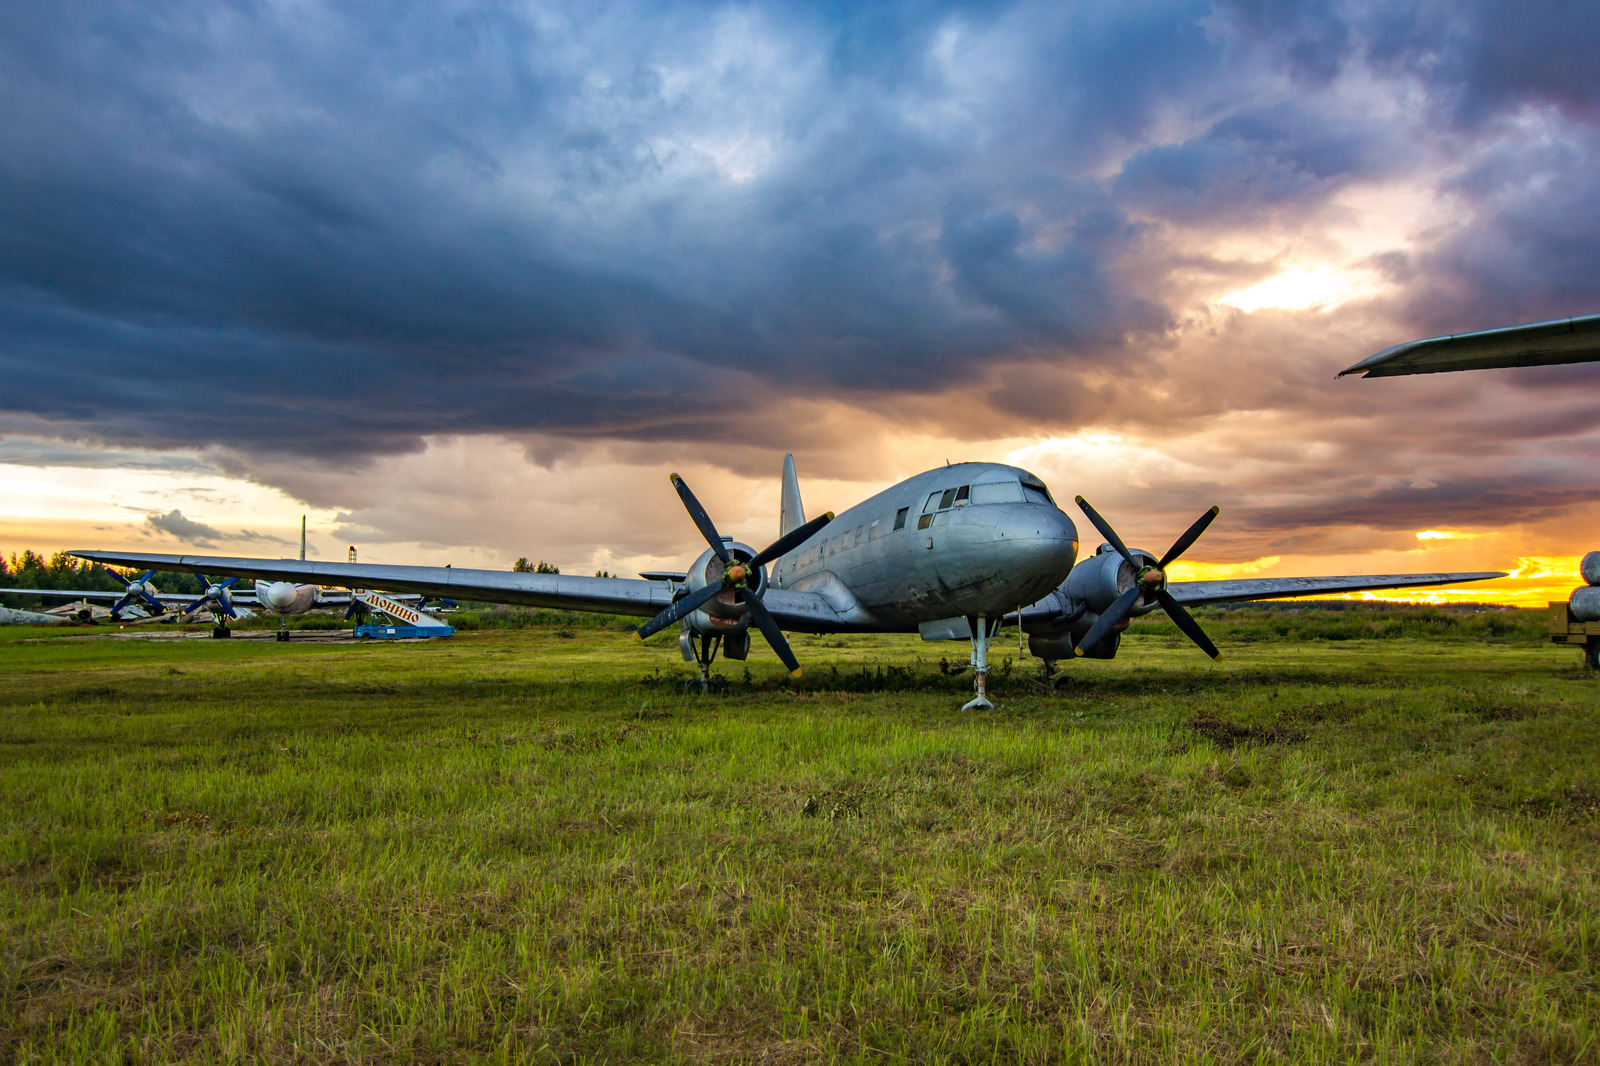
[1165,571,1506,607]
[68,551,855,631]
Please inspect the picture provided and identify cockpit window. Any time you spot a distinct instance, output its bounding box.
[923,491,942,514]
[970,481,1024,505]
[954,485,970,504]
[939,488,958,509]
[1021,476,1055,505]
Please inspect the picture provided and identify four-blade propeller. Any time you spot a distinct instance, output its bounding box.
[184,574,239,619]
[110,570,165,618]
[634,473,833,678]
[1072,496,1223,661]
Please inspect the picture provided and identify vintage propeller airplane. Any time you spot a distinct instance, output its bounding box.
[71,455,1503,709]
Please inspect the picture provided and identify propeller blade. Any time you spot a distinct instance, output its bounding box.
[110,593,134,616]
[1074,497,1137,569]
[743,594,802,677]
[133,571,153,585]
[218,577,239,590]
[1154,590,1222,661]
[140,594,165,615]
[669,473,731,563]
[1157,506,1221,569]
[183,597,207,615]
[1073,586,1140,657]
[749,512,835,568]
[635,582,723,640]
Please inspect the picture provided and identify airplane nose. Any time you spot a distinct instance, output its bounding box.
[265,583,296,609]
[993,505,1079,582]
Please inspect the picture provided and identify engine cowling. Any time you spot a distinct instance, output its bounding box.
[679,541,766,636]
[1062,546,1163,618]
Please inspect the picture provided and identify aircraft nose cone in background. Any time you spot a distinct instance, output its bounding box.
[992,505,1079,600]
[263,582,299,611]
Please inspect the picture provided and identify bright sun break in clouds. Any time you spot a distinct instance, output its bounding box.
[1218,264,1387,313]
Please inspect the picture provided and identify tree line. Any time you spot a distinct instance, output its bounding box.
[0,550,206,608]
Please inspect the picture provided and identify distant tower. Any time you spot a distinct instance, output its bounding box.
[300,516,307,562]
[348,545,358,564]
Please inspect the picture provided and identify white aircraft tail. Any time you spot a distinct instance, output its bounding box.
[780,453,806,537]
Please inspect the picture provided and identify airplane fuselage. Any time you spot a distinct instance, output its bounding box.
[771,462,1079,628]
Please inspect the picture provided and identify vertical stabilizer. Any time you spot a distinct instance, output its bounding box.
[780,453,806,537]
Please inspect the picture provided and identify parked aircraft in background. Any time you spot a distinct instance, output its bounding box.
[1340,313,1600,377]
[73,454,1503,709]
[0,605,66,625]
[0,577,432,635]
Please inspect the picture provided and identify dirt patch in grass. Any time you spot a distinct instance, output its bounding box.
[1189,713,1307,749]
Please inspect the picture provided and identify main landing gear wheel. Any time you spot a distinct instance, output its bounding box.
[211,625,230,639]
[686,632,728,694]
[1586,641,1599,671]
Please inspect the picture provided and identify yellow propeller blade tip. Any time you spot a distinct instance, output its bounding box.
[1074,495,1087,505]
[824,511,835,520]
[1073,647,1086,657]
[1212,653,1223,662]
[634,631,644,642]
[1210,505,1221,517]
[669,473,681,483]
[791,668,803,678]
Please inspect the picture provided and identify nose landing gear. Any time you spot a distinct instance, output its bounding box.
[963,614,1002,711]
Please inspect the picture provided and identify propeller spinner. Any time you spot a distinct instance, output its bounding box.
[1072,496,1223,661]
[184,574,239,620]
[634,473,833,678]
[110,570,165,618]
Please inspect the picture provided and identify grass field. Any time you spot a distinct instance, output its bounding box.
[2,609,1596,1063]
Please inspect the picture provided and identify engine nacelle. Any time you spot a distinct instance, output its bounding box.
[1061,545,1162,618]
[678,541,767,639]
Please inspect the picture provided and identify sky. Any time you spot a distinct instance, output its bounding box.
[2,0,1598,606]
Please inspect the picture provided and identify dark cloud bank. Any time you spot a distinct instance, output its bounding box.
[2,0,1599,541]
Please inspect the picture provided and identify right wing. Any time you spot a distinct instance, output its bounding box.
[67,551,856,631]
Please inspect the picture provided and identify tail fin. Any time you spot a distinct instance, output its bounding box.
[780,453,806,537]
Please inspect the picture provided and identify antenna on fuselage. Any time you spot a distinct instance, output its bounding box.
[300,516,306,562]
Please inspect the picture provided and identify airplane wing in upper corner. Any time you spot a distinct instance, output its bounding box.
[66,551,858,631]
[1339,313,1600,377]
[1165,571,1507,607]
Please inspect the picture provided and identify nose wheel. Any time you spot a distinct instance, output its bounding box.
[963,614,1002,711]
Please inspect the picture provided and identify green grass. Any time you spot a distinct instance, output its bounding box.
[1,613,1596,1063]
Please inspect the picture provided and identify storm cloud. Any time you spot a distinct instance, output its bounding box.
[1,0,1598,564]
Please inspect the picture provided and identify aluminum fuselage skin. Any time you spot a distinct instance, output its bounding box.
[770,462,1079,628]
